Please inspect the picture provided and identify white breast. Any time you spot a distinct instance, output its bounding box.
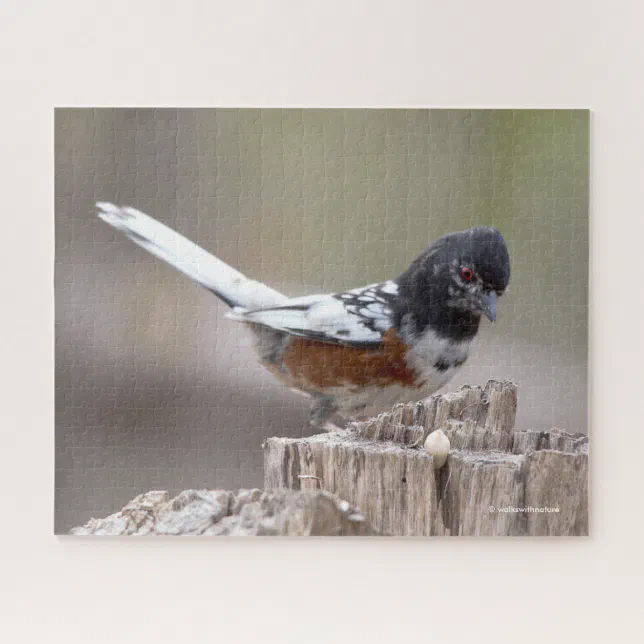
[334,328,472,419]
[406,327,471,377]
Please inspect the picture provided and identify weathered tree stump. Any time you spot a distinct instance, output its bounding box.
[264,380,588,537]
[71,489,376,536]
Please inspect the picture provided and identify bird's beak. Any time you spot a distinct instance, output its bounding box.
[479,291,497,322]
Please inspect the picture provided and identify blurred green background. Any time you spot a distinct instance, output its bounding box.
[55,109,588,533]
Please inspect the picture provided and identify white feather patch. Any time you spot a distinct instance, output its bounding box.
[96,203,287,309]
[229,288,391,344]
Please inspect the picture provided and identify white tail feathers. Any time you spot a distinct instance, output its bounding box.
[96,202,288,310]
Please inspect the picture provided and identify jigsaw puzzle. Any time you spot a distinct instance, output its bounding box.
[55,109,589,536]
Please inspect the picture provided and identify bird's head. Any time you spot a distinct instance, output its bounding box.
[395,227,510,337]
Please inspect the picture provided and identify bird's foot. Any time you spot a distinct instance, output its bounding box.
[308,396,349,432]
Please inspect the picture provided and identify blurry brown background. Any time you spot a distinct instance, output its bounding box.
[55,109,588,533]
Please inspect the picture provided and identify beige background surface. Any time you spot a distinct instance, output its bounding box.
[55,108,588,533]
[2,1,643,643]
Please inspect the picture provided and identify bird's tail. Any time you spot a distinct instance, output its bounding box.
[96,202,288,310]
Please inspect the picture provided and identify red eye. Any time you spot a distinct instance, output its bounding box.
[461,267,473,281]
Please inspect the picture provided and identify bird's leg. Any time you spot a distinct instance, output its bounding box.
[309,396,342,431]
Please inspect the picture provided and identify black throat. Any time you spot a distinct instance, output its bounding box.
[392,255,482,342]
[393,296,481,342]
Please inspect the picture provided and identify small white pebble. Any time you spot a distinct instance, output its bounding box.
[423,430,450,469]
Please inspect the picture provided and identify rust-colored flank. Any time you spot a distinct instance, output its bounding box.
[280,328,419,392]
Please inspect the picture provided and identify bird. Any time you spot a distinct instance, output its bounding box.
[96,202,510,430]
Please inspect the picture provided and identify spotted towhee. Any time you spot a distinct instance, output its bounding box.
[97,203,510,429]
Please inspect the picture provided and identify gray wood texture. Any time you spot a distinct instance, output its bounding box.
[71,488,376,536]
[265,380,588,536]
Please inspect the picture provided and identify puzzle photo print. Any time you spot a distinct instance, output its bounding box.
[55,108,589,536]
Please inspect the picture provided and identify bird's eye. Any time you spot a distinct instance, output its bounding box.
[460,267,473,281]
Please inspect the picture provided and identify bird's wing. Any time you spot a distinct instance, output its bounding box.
[227,281,399,347]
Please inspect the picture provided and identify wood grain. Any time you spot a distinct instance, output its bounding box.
[265,380,588,536]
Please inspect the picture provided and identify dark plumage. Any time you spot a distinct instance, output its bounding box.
[394,227,510,341]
